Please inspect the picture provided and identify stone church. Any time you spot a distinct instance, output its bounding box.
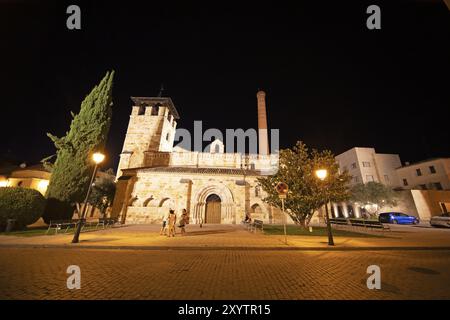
[111,91,283,224]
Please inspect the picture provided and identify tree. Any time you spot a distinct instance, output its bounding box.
[42,71,115,223]
[88,169,116,218]
[350,181,397,217]
[257,141,351,228]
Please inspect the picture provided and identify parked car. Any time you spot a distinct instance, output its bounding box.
[378,212,420,225]
[430,212,450,228]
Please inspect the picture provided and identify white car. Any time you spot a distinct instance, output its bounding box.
[430,213,450,228]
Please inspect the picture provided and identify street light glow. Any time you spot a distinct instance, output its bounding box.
[93,152,105,164]
[315,169,328,181]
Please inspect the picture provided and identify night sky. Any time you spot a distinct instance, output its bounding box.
[0,0,449,171]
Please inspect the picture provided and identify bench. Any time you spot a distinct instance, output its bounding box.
[46,220,78,234]
[251,219,264,232]
[329,218,349,226]
[98,218,118,228]
[361,220,390,231]
[349,219,390,232]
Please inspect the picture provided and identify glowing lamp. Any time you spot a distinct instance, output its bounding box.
[92,152,105,164]
[315,169,328,181]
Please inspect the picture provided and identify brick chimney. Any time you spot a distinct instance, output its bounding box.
[257,90,269,155]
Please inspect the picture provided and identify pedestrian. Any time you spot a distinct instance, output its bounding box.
[167,209,177,237]
[178,209,188,235]
[160,214,168,235]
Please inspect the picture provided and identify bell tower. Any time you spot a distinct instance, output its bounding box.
[117,96,180,177]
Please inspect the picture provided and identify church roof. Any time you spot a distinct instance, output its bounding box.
[124,166,261,176]
[131,97,180,119]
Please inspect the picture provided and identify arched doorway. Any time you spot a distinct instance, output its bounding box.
[205,194,221,223]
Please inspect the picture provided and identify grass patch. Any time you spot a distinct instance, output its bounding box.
[263,225,384,238]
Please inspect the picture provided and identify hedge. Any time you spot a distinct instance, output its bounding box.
[0,187,46,230]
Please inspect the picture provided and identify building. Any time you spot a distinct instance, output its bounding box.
[395,158,450,191]
[334,149,450,220]
[111,91,282,224]
[335,147,401,186]
[332,147,402,218]
[0,163,50,195]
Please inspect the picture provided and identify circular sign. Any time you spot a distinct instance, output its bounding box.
[275,182,288,195]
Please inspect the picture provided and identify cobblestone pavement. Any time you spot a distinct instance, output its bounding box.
[1,247,449,300]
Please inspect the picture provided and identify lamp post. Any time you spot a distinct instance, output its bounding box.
[72,152,105,244]
[315,169,334,246]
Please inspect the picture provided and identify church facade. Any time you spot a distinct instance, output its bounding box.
[111,91,283,224]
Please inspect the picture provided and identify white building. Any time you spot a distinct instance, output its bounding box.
[395,158,450,191]
[333,147,402,218]
[335,147,402,186]
[334,149,450,220]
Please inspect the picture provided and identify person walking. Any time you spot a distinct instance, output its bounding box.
[160,213,168,235]
[179,209,188,235]
[167,209,177,237]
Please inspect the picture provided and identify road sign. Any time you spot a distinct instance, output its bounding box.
[275,182,288,198]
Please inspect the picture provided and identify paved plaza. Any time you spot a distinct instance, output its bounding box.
[0,224,450,300]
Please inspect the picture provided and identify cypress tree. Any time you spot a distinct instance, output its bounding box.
[43,71,115,223]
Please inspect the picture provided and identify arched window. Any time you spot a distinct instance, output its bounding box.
[250,204,262,214]
[142,196,154,207]
[159,198,171,207]
[255,186,260,197]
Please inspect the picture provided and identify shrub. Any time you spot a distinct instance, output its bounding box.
[42,198,74,224]
[0,187,46,230]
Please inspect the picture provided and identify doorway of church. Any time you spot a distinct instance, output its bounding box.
[205,194,221,223]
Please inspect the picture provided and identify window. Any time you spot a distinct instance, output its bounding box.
[416,168,422,176]
[138,104,146,115]
[362,161,371,168]
[351,162,357,169]
[384,175,390,183]
[420,184,427,190]
[433,182,443,190]
[429,166,436,174]
[366,175,374,182]
[403,178,408,186]
[151,104,159,116]
[255,186,260,197]
[167,112,172,122]
[166,132,170,141]
[353,176,359,183]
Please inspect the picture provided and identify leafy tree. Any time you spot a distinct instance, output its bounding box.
[43,71,115,223]
[350,181,397,217]
[257,141,351,228]
[88,169,116,218]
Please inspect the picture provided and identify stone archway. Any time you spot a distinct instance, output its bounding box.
[192,183,236,224]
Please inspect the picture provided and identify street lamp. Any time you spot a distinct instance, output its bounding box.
[315,168,334,246]
[72,152,105,243]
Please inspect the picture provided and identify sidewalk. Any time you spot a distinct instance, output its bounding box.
[0,224,449,250]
